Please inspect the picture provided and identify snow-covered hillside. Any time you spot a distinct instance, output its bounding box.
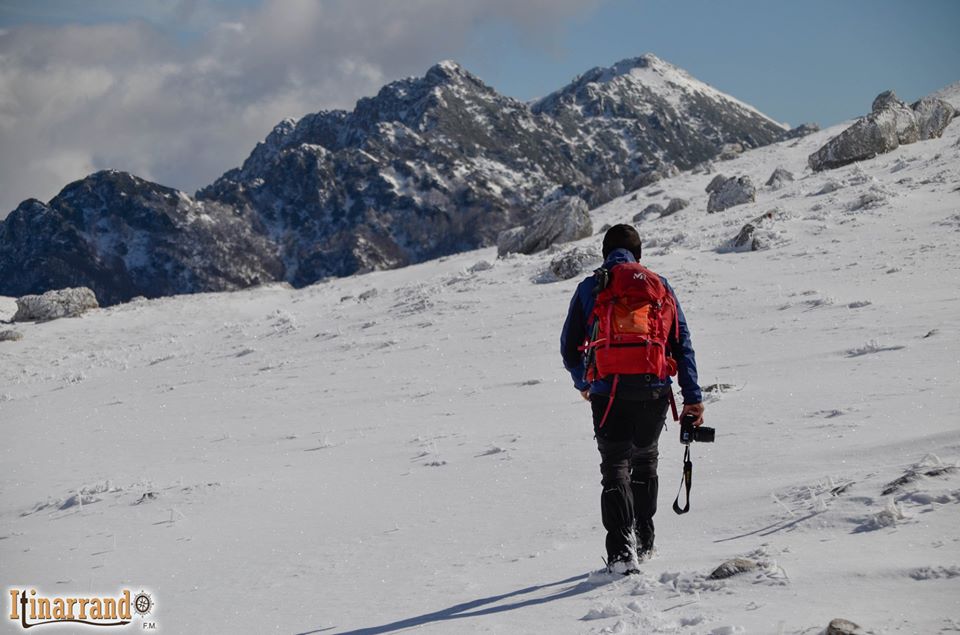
[2,106,959,633]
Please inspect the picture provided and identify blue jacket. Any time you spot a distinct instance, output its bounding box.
[560,248,702,404]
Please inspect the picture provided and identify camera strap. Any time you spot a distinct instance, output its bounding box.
[672,445,693,515]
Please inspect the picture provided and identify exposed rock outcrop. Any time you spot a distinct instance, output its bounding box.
[707,176,756,213]
[548,245,601,280]
[824,618,864,635]
[497,196,592,257]
[726,210,780,252]
[0,171,283,306]
[663,198,689,216]
[633,203,665,222]
[705,174,728,193]
[809,90,955,171]
[13,287,99,322]
[911,96,957,140]
[765,167,795,189]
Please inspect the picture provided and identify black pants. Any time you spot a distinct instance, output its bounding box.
[591,394,668,561]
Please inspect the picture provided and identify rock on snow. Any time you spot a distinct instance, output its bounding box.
[809,90,956,171]
[13,287,99,322]
[707,176,757,213]
[497,196,592,256]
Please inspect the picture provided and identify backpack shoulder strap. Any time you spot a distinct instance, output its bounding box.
[592,267,610,296]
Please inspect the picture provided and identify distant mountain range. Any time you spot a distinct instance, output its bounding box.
[0,54,802,305]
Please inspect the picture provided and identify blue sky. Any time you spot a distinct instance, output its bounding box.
[0,0,958,214]
[4,0,957,125]
[462,0,960,127]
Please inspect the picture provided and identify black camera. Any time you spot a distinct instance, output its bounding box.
[680,413,715,444]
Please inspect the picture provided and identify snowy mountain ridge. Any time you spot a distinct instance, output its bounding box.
[2,97,959,633]
[934,80,960,107]
[535,53,782,125]
[0,54,797,306]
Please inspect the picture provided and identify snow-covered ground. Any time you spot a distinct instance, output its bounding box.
[2,105,960,634]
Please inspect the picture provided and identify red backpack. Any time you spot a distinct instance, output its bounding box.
[581,262,680,426]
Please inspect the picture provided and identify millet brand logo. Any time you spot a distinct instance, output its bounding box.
[633,272,646,280]
[8,588,154,629]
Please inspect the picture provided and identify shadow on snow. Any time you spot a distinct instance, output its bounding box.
[297,572,606,635]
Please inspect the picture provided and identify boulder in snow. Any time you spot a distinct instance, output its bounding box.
[705,174,727,193]
[765,167,795,189]
[633,203,665,222]
[13,287,99,322]
[733,222,761,251]
[723,210,781,253]
[708,557,758,580]
[808,111,898,171]
[824,618,864,635]
[549,246,601,280]
[497,196,592,257]
[0,329,23,342]
[808,89,954,171]
[910,96,956,140]
[707,176,756,213]
[662,198,689,216]
[885,98,921,145]
[468,260,494,273]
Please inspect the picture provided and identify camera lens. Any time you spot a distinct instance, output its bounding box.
[694,426,715,443]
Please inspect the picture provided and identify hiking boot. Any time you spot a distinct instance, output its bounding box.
[637,545,656,563]
[606,552,641,576]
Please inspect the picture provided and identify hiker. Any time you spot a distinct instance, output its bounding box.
[560,224,704,574]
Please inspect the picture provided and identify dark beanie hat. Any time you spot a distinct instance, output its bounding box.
[602,224,642,260]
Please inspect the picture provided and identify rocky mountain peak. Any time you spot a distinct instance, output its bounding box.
[351,59,497,131]
[424,59,473,83]
[4,53,801,306]
[579,52,670,83]
[535,53,784,130]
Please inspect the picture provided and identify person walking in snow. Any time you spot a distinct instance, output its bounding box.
[560,224,704,574]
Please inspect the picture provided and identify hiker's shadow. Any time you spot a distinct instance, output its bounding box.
[297,572,607,635]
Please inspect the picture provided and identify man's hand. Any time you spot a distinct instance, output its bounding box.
[680,402,705,426]
[580,389,591,401]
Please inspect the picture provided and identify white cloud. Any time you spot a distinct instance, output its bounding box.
[0,0,599,216]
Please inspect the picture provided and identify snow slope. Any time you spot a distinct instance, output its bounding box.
[2,110,960,634]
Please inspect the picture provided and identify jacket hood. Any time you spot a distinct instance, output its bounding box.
[602,247,637,268]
